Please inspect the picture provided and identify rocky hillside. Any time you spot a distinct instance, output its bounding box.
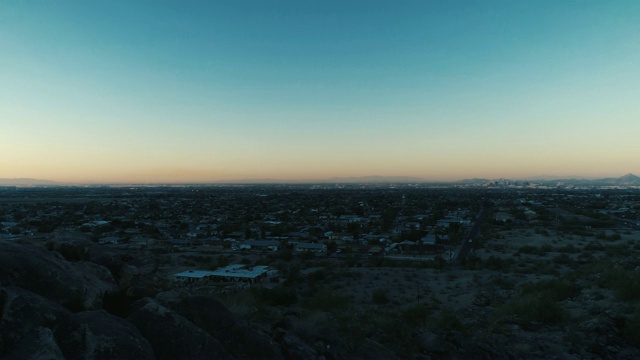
[0,238,301,359]
[3,235,640,359]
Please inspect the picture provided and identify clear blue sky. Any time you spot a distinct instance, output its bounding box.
[1,1,639,182]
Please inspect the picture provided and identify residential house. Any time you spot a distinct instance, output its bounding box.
[241,239,280,252]
[294,242,327,253]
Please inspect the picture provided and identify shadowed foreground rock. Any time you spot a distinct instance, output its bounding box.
[0,242,117,311]
[54,310,154,359]
[170,295,285,360]
[128,297,234,359]
[0,286,72,352]
[4,327,65,360]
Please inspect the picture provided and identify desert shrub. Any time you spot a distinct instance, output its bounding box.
[537,262,560,276]
[517,244,551,256]
[557,244,578,253]
[336,269,362,279]
[609,233,622,241]
[357,310,420,354]
[553,253,574,266]
[344,257,360,267]
[217,289,257,311]
[606,266,640,301]
[576,251,595,262]
[490,275,515,290]
[461,254,482,270]
[485,256,510,271]
[252,286,297,306]
[372,289,390,304]
[624,310,640,347]
[404,272,417,281]
[401,304,433,327]
[496,294,569,327]
[278,248,293,261]
[512,259,555,275]
[518,245,536,255]
[540,243,553,253]
[432,255,446,269]
[303,287,353,312]
[299,251,315,260]
[571,260,608,281]
[290,315,326,343]
[520,278,580,302]
[584,241,605,251]
[605,244,628,257]
[307,269,327,287]
[214,255,229,268]
[429,308,467,334]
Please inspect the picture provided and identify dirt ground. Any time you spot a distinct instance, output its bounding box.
[327,226,640,312]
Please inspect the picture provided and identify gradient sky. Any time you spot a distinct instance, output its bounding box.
[1,1,639,183]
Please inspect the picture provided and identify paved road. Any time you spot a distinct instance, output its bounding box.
[385,254,437,262]
[455,207,488,263]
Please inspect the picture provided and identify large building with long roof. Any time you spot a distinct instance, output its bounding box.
[174,264,278,284]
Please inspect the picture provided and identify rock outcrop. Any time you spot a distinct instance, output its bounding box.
[4,327,65,360]
[54,310,154,359]
[0,286,73,359]
[169,295,285,359]
[0,242,117,311]
[128,297,233,359]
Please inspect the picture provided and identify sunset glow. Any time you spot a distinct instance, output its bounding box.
[1,1,639,183]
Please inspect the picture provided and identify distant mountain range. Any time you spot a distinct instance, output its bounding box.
[320,176,427,184]
[0,174,639,186]
[604,173,640,185]
[458,173,640,186]
[562,173,640,186]
[206,176,428,184]
[0,178,61,186]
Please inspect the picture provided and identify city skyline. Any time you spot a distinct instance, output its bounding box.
[2,1,639,183]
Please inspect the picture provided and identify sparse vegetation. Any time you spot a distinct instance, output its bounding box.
[372,289,390,304]
[2,185,640,359]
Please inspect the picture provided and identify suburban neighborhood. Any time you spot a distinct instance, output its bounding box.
[1,181,640,358]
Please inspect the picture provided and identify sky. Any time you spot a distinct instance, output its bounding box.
[1,0,639,183]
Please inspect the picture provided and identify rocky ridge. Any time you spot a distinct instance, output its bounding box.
[2,236,640,359]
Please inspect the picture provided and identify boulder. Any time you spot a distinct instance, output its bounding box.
[90,250,130,281]
[128,297,233,359]
[577,313,625,358]
[46,239,92,262]
[0,286,71,351]
[118,264,139,290]
[225,324,286,360]
[170,295,236,335]
[0,243,117,311]
[46,232,133,283]
[170,295,284,359]
[276,329,318,360]
[71,260,119,308]
[154,289,184,308]
[118,264,168,297]
[54,310,154,359]
[3,327,65,360]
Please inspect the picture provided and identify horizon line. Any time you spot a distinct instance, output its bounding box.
[1,173,638,186]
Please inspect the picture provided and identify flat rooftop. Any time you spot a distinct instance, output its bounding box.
[174,264,270,279]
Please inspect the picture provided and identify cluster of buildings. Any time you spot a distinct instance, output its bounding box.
[174,264,279,284]
[2,185,637,261]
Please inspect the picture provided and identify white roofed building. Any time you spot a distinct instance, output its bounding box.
[174,264,277,284]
